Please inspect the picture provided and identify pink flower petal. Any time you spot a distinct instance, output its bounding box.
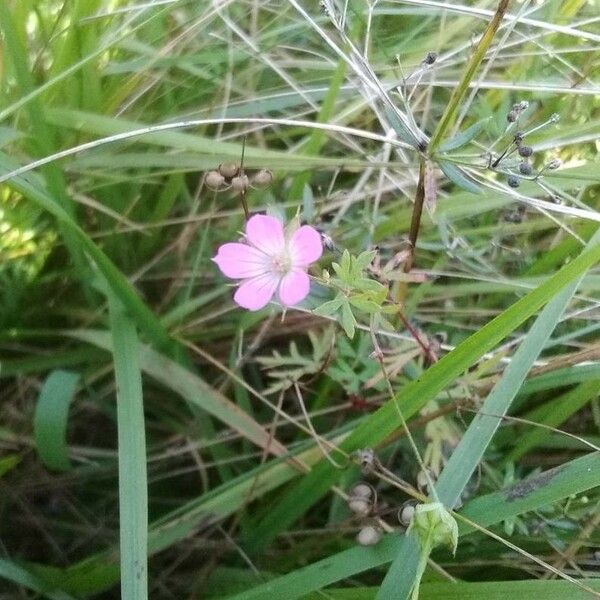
[278,269,310,306]
[233,273,280,311]
[213,243,270,279]
[289,225,323,267]
[245,214,285,255]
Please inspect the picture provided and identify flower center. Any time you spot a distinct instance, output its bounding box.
[271,252,291,275]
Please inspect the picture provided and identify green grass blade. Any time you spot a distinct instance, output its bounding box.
[109,298,148,600]
[33,370,79,472]
[0,558,76,600]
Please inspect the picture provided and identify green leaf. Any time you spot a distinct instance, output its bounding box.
[109,298,148,600]
[313,294,345,317]
[438,118,489,152]
[340,300,356,338]
[438,160,481,194]
[33,370,79,472]
[0,559,76,600]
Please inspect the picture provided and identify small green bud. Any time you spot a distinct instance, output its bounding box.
[407,502,458,555]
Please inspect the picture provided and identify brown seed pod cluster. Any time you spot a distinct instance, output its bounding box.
[204,163,273,193]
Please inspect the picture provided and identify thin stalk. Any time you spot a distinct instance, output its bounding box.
[428,0,512,154]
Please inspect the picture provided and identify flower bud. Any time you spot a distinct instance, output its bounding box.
[507,175,520,188]
[547,158,561,170]
[518,145,533,157]
[218,162,239,179]
[231,174,249,194]
[252,169,273,188]
[205,170,226,190]
[407,502,458,555]
[357,525,381,546]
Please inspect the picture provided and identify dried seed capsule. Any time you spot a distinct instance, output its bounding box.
[513,131,525,144]
[398,500,418,526]
[205,170,226,190]
[356,448,376,474]
[506,110,518,123]
[218,162,239,179]
[519,161,533,175]
[356,526,381,546]
[507,175,521,188]
[348,497,371,516]
[351,483,373,499]
[518,145,533,157]
[252,168,273,188]
[424,51,438,65]
[231,174,249,194]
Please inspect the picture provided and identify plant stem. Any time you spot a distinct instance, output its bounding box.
[428,0,511,154]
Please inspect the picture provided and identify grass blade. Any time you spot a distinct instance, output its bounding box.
[109,297,148,600]
[33,370,79,472]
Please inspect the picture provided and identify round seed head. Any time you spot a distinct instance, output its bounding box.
[519,161,533,175]
[351,483,373,499]
[514,131,525,144]
[507,175,521,188]
[518,145,533,157]
[348,497,371,516]
[205,170,226,190]
[424,51,437,65]
[506,110,518,123]
[356,526,381,546]
[398,501,417,526]
[231,174,249,194]
[252,168,273,188]
[218,162,240,179]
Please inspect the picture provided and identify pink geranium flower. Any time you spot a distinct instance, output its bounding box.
[213,214,323,311]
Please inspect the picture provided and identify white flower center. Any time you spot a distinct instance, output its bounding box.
[270,251,291,275]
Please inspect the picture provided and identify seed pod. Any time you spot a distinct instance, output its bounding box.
[252,168,273,188]
[518,145,533,157]
[519,161,533,175]
[424,51,437,65]
[218,162,239,179]
[513,131,525,144]
[351,483,374,499]
[518,100,529,111]
[348,497,371,516]
[356,525,381,546]
[231,174,249,194]
[506,110,518,123]
[507,175,520,188]
[205,170,226,190]
[547,158,561,170]
[398,500,418,526]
